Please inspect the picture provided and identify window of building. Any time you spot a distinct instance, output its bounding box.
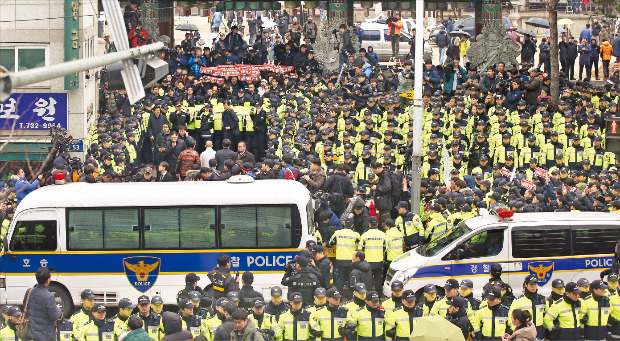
[0,47,47,72]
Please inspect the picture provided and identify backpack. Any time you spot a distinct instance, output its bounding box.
[283,167,299,180]
[390,171,404,199]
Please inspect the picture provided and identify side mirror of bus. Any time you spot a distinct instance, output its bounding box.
[454,247,465,260]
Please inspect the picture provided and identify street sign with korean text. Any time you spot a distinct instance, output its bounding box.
[64,0,80,90]
[0,93,68,130]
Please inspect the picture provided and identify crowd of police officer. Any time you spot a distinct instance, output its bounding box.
[8,248,620,341]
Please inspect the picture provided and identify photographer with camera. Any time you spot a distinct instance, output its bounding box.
[386,13,403,58]
[339,24,354,68]
[127,21,148,48]
[304,15,317,43]
[442,57,468,98]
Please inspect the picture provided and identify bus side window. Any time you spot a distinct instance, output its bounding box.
[452,230,504,260]
[10,221,57,251]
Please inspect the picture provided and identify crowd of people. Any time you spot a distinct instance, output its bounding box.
[6,244,620,341]
[5,8,620,341]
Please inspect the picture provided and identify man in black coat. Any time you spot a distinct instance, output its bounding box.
[215,139,235,171]
[323,164,354,217]
[24,267,63,341]
[349,251,373,294]
[238,272,263,312]
[435,29,450,65]
[212,302,238,341]
[312,245,333,289]
[566,36,579,80]
[446,296,472,339]
[520,35,537,67]
[371,162,393,225]
[559,35,570,74]
[281,257,320,306]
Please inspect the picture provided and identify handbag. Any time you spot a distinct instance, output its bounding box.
[16,287,33,341]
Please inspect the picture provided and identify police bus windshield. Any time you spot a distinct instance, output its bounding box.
[418,222,472,257]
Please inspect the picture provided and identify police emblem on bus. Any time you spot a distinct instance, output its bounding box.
[528,261,554,286]
[123,256,161,293]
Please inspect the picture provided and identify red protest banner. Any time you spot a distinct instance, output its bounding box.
[500,167,512,177]
[534,167,549,179]
[520,179,536,191]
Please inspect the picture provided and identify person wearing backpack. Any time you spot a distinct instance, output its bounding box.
[323,164,354,218]
[278,154,299,180]
[371,162,393,225]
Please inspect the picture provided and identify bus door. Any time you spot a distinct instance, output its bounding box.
[441,227,509,291]
[5,209,59,296]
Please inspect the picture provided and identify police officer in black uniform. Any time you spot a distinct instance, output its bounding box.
[56,303,78,341]
[264,286,289,323]
[207,254,240,302]
[134,294,163,340]
[281,256,320,307]
[178,272,207,302]
[238,271,264,312]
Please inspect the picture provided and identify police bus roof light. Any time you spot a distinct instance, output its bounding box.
[54,172,66,185]
[496,208,514,218]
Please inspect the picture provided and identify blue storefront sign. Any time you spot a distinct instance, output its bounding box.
[0,93,68,130]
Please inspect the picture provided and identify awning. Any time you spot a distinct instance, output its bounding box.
[0,142,51,161]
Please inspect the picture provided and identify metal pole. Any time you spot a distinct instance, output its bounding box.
[0,42,165,102]
[411,0,424,215]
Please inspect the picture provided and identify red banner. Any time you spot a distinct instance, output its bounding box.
[520,179,536,191]
[534,167,549,179]
[500,167,512,177]
[199,64,295,77]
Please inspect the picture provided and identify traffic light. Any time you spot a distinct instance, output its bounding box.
[605,118,620,153]
[106,56,168,92]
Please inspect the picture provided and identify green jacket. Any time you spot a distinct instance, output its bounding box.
[123,328,155,341]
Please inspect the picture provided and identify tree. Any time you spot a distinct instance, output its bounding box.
[549,0,560,103]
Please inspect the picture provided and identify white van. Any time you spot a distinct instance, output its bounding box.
[359,22,432,62]
[384,211,620,298]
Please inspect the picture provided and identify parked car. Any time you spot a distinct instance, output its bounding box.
[452,16,514,41]
[362,16,416,35]
[359,22,432,62]
[428,24,445,41]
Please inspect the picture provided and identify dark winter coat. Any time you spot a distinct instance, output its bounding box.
[525,76,542,105]
[349,260,373,290]
[435,31,450,48]
[161,312,193,341]
[24,284,63,341]
[578,43,592,65]
[521,39,537,61]
[566,41,578,60]
[373,169,393,211]
[613,37,620,58]
[324,172,354,198]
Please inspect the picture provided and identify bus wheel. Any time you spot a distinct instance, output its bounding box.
[48,283,73,318]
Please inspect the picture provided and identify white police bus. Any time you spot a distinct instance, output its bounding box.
[0,175,314,312]
[384,210,620,298]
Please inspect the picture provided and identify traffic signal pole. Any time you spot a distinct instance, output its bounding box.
[411,0,424,214]
[0,42,165,103]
